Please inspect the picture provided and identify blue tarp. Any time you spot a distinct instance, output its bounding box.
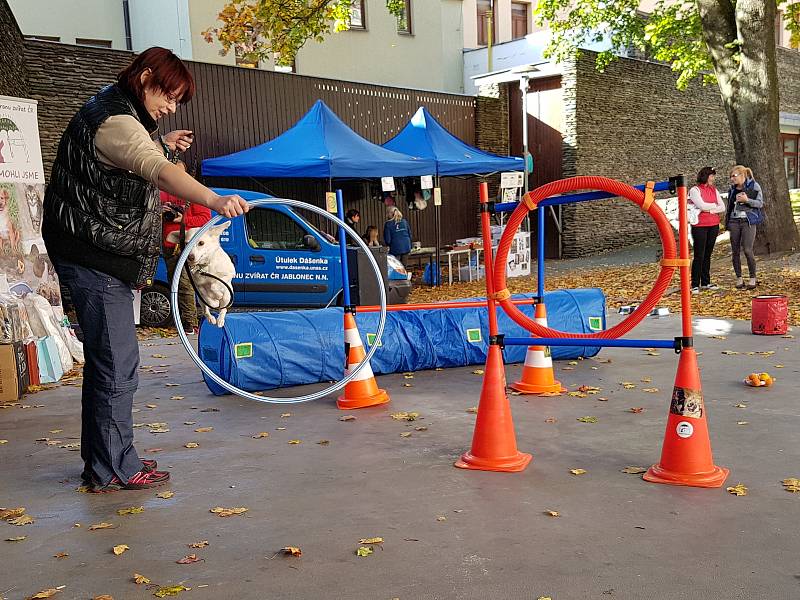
[202,100,436,179]
[198,290,606,395]
[383,107,524,176]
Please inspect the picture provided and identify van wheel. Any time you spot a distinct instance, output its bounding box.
[140,283,173,328]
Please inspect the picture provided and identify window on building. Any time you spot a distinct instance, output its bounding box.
[477,0,497,47]
[350,0,366,29]
[235,47,259,69]
[396,0,412,34]
[776,11,785,47]
[511,2,529,40]
[25,35,60,42]
[782,133,799,189]
[75,38,112,48]
[246,208,309,250]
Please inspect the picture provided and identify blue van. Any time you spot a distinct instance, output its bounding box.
[139,188,412,327]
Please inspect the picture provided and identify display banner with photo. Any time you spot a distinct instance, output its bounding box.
[0,95,61,308]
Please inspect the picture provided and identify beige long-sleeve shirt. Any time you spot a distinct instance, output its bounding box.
[94,114,171,185]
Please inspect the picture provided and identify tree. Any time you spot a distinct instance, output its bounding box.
[534,0,800,254]
[203,0,405,67]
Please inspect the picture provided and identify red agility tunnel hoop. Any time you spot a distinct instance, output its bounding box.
[493,176,679,339]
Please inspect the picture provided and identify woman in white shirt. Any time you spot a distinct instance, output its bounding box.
[688,167,726,293]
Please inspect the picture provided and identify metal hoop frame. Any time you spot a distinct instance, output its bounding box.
[171,198,388,404]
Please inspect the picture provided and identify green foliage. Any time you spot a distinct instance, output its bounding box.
[534,0,800,90]
[204,0,404,67]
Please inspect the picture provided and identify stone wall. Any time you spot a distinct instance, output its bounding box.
[0,0,28,97]
[24,40,134,175]
[559,49,800,258]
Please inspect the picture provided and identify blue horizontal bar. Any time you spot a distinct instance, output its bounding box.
[495,180,672,213]
[503,337,676,349]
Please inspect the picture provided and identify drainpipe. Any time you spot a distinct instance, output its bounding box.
[122,0,133,51]
[487,0,494,72]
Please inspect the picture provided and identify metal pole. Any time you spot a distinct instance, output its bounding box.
[336,189,352,307]
[435,174,441,287]
[487,0,494,72]
[356,298,537,313]
[537,203,545,299]
[519,75,530,193]
[676,176,692,338]
[479,182,500,337]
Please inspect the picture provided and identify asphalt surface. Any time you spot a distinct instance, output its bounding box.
[1,313,798,600]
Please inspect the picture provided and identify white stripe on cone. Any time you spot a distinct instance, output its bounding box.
[523,346,552,368]
[344,326,363,347]
[345,349,377,381]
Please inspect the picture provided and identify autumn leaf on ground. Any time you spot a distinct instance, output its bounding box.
[6,535,26,541]
[88,522,115,530]
[25,587,64,600]
[472,369,484,375]
[721,350,740,355]
[176,553,203,564]
[390,412,419,421]
[578,385,601,393]
[359,537,384,544]
[210,506,248,517]
[165,383,181,387]
[194,427,213,433]
[403,383,413,387]
[737,421,749,426]
[153,585,190,598]
[280,413,291,418]
[775,364,784,368]
[642,388,659,393]
[466,407,478,414]
[414,426,428,431]
[156,491,174,499]
[539,391,563,397]
[53,552,69,559]
[317,440,330,445]
[281,546,302,557]
[0,439,8,444]
[734,403,747,409]
[116,506,144,516]
[403,373,414,379]
[628,407,644,414]
[538,597,553,600]
[9,515,34,526]
[568,391,587,398]
[544,510,560,517]
[188,540,209,548]
[145,404,158,409]
[569,468,587,475]
[782,478,800,492]
[276,427,286,430]
[356,546,373,557]
[568,361,578,366]
[545,417,557,423]
[577,416,598,423]
[112,544,129,555]
[399,432,412,438]
[184,442,199,448]
[621,466,648,474]
[620,382,636,389]
[92,595,113,600]
[339,415,356,421]
[132,573,150,585]
[288,439,302,444]
[251,432,269,439]
[150,354,166,359]
[170,396,185,401]
[727,483,748,496]
[640,377,652,383]
[0,507,26,520]
[436,515,447,522]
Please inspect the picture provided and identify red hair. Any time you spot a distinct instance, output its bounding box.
[118,47,195,104]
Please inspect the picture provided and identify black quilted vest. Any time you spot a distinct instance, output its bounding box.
[43,84,163,287]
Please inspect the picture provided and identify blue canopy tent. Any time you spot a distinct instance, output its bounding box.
[382,106,524,176]
[382,107,525,284]
[202,100,436,178]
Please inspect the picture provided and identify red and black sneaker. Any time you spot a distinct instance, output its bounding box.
[89,469,170,493]
[81,459,157,484]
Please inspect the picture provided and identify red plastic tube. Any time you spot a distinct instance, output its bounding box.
[493,176,678,339]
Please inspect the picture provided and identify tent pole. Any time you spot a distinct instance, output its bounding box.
[435,174,441,287]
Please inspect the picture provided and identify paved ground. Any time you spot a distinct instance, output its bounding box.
[1,314,798,600]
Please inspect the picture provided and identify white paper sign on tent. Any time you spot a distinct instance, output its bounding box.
[433,187,442,206]
[381,177,395,192]
[500,171,524,189]
[420,175,434,189]
[325,192,337,213]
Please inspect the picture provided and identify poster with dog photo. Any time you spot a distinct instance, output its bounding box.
[0,95,60,308]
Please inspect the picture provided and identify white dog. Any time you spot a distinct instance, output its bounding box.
[166,222,235,328]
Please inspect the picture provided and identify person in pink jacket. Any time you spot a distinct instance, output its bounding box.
[688,166,726,293]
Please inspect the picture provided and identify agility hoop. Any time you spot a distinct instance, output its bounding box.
[171,198,388,404]
[494,176,677,340]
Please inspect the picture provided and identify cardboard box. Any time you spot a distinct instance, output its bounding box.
[0,344,20,402]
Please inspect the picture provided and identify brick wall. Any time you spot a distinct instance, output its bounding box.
[0,0,28,97]
[24,40,134,175]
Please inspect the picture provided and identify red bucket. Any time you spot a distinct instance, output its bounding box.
[751,295,789,335]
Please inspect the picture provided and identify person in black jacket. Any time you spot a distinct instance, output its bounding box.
[43,47,248,492]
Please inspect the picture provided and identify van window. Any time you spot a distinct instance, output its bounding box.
[245,208,309,250]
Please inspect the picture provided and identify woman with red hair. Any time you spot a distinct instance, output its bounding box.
[43,47,249,493]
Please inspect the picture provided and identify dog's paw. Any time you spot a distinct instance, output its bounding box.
[207,314,217,325]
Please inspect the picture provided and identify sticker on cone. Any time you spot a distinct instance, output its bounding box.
[337,313,390,410]
[676,421,693,438]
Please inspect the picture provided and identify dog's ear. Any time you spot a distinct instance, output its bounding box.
[165,231,182,245]
[211,222,231,237]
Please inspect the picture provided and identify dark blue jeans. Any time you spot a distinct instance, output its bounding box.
[53,258,143,485]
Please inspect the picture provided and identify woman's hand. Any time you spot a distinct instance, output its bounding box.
[736,192,748,203]
[210,194,250,218]
[163,130,194,152]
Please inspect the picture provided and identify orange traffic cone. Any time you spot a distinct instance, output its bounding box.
[455,344,532,472]
[337,312,390,410]
[643,348,729,487]
[510,303,564,394]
